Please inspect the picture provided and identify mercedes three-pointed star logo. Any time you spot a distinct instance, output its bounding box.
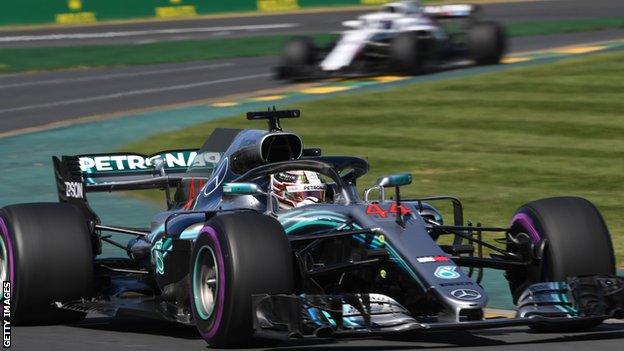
[451,289,482,301]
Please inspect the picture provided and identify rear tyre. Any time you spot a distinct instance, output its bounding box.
[507,197,615,331]
[0,203,94,325]
[190,212,295,348]
[391,32,425,74]
[468,21,506,65]
[278,36,317,79]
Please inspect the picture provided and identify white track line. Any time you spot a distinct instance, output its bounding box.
[0,23,298,42]
[0,62,234,89]
[0,73,271,115]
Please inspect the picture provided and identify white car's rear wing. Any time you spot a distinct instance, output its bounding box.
[423,4,477,18]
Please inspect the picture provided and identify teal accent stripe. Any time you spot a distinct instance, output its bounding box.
[321,310,337,327]
[284,218,348,234]
[279,210,350,222]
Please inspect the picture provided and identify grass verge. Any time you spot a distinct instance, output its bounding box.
[1,17,624,73]
[506,17,624,37]
[0,34,337,73]
[121,51,624,266]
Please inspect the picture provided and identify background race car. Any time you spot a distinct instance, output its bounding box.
[276,1,506,80]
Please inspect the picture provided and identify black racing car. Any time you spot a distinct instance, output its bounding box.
[1,108,622,348]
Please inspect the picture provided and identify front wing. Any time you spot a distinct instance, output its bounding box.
[252,275,624,339]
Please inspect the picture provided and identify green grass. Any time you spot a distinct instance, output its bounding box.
[506,17,624,37]
[1,17,624,73]
[121,51,624,266]
[0,33,336,73]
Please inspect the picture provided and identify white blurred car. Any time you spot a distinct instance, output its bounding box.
[277,1,506,80]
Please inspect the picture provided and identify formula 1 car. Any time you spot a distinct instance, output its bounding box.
[1,109,623,348]
[276,1,506,80]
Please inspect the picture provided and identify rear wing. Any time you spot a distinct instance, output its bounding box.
[52,149,197,255]
[76,150,197,186]
[423,4,478,19]
[53,149,198,202]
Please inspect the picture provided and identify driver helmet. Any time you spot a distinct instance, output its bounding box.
[404,1,424,14]
[271,170,326,209]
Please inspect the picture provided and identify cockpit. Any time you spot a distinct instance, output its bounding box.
[172,126,368,213]
[382,1,423,15]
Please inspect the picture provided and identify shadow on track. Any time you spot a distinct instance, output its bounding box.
[75,316,201,340]
[68,315,624,350]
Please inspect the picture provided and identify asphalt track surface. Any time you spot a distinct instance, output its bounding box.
[2,29,624,134]
[1,0,623,134]
[12,316,624,350]
[0,0,621,47]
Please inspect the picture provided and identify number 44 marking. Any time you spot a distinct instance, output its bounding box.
[366,203,411,218]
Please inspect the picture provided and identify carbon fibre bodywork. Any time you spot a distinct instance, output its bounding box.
[278,203,489,321]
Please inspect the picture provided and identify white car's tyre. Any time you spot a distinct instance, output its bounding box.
[391,32,425,74]
[469,21,506,65]
[279,36,317,78]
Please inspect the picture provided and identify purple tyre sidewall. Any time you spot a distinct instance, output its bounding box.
[191,225,226,342]
[0,217,15,296]
[511,212,542,244]
[511,211,551,281]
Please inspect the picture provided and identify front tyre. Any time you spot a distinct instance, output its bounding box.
[190,212,295,347]
[391,32,425,74]
[278,36,317,79]
[468,21,506,65]
[507,197,615,331]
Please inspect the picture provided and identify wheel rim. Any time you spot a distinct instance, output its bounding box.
[0,218,13,293]
[193,245,219,320]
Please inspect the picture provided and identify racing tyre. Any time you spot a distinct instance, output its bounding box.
[391,32,425,74]
[507,197,615,331]
[468,21,506,65]
[0,203,94,325]
[278,36,317,79]
[190,212,295,348]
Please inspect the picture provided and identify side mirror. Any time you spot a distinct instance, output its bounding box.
[151,155,166,176]
[342,20,362,28]
[150,155,173,209]
[375,173,412,188]
[365,173,412,203]
[223,182,264,196]
[373,173,412,227]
